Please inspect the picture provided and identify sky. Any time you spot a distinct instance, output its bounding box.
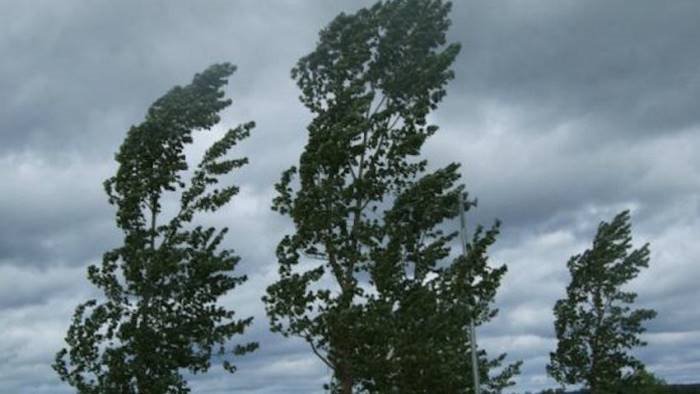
[1,0,699,392]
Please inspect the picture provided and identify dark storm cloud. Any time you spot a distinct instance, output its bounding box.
[426,0,700,233]
[0,0,355,264]
[427,125,700,236]
[0,1,368,157]
[445,0,700,140]
[1,0,699,392]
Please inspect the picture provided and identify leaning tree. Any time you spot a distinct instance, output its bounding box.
[264,1,519,392]
[548,210,657,394]
[54,63,257,393]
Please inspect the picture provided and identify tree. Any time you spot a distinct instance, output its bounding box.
[548,210,657,394]
[618,369,669,394]
[54,63,258,393]
[263,0,519,392]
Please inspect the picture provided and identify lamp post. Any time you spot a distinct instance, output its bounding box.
[458,192,480,394]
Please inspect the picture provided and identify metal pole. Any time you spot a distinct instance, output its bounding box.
[458,193,480,394]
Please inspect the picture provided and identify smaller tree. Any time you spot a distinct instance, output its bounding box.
[548,210,657,394]
[54,63,257,393]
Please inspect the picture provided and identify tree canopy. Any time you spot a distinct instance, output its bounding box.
[54,63,257,393]
[548,210,657,394]
[264,0,519,392]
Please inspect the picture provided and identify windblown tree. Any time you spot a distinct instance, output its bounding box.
[263,1,519,392]
[54,63,257,393]
[548,210,657,394]
[361,198,522,394]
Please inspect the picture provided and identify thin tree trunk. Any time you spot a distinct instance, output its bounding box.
[339,366,353,394]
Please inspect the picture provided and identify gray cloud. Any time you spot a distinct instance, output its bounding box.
[1,0,698,392]
[445,0,700,140]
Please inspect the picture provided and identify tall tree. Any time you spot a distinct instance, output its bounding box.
[548,210,657,394]
[263,0,519,392]
[54,63,257,393]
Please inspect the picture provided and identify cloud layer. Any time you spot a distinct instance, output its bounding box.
[1,1,698,392]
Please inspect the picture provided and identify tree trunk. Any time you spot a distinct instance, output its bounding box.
[339,367,353,394]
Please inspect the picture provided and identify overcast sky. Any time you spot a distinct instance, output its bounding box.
[1,1,699,392]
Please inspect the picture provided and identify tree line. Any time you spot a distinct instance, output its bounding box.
[53,1,659,393]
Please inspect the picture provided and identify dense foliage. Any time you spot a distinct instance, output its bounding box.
[54,64,257,392]
[263,1,519,392]
[548,210,657,394]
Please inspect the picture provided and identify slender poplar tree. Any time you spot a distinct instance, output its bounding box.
[548,210,657,394]
[54,63,257,393]
[263,1,519,392]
